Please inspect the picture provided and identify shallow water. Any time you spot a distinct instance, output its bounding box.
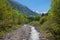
[29,26,40,40]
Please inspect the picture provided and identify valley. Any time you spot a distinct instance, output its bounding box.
[0,0,60,40]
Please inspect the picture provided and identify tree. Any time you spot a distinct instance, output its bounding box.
[45,0,60,40]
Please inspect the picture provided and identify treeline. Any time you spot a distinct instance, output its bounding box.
[0,0,28,36]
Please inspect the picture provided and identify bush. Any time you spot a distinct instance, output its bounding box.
[29,21,39,26]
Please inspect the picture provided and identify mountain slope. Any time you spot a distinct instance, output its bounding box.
[8,0,38,16]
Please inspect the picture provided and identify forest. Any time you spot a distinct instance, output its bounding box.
[0,0,60,40]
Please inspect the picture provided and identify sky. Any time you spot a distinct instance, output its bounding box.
[15,0,51,13]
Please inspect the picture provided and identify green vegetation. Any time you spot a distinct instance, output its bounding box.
[0,0,28,36]
[40,0,60,40]
[0,0,60,40]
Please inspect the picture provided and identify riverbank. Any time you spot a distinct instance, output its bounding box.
[34,25,48,40]
[29,24,48,40]
[0,24,48,40]
[0,25,31,40]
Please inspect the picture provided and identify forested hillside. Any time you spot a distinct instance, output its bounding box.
[8,0,38,16]
[0,0,28,36]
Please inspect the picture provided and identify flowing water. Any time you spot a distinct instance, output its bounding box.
[29,26,40,40]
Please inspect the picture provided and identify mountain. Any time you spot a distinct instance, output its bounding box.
[8,0,39,16]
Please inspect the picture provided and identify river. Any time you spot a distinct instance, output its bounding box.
[29,26,40,40]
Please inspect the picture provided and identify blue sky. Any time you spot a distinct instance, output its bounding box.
[15,0,51,13]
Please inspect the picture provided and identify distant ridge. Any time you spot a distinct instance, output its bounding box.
[8,0,39,16]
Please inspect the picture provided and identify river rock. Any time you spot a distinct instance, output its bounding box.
[0,25,31,40]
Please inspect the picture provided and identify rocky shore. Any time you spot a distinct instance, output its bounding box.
[0,25,31,40]
[0,24,48,40]
[35,26,48,40]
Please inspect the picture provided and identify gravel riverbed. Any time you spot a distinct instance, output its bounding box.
[0,25,48,40]
[0,25,31,40]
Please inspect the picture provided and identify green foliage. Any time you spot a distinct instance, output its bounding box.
[40,16,47,24]
[48,0,60,40]
[0,0,28,36]
[0,0,60,40]
[27,16,41,26]
[27,16,40,22]
[29,21,39,26]
[39,0,60,40]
